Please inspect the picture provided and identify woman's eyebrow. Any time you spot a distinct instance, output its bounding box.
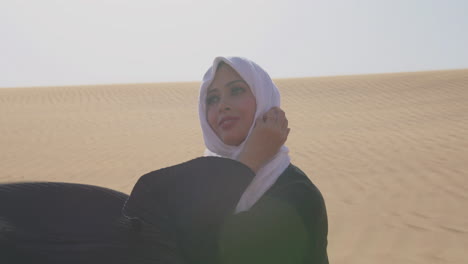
[207,87,218,95]
[225,79,247,87]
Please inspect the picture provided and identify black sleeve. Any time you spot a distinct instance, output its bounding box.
[218,183,329,264]
[123,157,255,264]
[285,183,329,264]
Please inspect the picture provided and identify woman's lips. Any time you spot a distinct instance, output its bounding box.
[219,117,239,130]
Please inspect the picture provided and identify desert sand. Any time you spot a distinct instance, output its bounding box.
[1,69,467,264]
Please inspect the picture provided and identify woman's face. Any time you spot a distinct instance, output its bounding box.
[206,63,256,146]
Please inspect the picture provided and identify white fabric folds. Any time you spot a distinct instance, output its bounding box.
[198,56,291,213]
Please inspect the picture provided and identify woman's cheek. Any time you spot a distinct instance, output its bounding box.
[208,111,219,131]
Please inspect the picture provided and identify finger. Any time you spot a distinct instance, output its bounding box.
[277,111,286,125]
[274,106,283,113]
[275,107,286,121]
[273,107,285,113]
[269,107,280,114]
[280,128,290,144]
[264,111,277,123]
[271,107,284,122]
[273,107,283,118]
[281,118,288,130]
[270,108,285,128]
[285,128,291,140]
[256,115,267,126]
[271,106,280,112]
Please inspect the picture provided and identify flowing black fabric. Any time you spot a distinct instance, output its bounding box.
[0,157,327,263]
[0,157,255,264]
[0,182,132,263]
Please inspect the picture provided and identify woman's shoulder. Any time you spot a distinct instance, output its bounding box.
[268,164,325,205]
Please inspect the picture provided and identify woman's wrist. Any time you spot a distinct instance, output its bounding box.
[238,153,262,174]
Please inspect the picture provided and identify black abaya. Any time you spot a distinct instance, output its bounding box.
[0,157,328,264]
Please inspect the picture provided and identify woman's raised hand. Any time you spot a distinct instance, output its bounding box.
[238,107,290,173]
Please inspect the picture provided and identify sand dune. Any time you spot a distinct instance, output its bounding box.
[1,69,467,263]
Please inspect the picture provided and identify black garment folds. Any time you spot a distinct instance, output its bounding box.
[0,182,132,263]
[0,157,328,264]
[218,163,329,264]
[124,157,329,264]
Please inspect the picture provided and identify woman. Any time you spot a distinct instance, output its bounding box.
[198,56,329,263]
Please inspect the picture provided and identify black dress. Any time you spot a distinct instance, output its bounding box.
[124,157,329,264]
[0,157,328,264]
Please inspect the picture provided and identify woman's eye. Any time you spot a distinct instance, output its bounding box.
[231,86,244,95]
[206,95,219,105]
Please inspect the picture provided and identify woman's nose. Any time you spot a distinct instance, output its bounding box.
[218,99,231,112]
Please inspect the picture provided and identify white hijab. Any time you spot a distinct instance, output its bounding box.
[198,56,291,213]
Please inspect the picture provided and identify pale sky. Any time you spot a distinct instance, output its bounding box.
[1,0,467,88]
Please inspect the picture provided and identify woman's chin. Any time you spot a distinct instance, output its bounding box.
[221,136,244,147]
